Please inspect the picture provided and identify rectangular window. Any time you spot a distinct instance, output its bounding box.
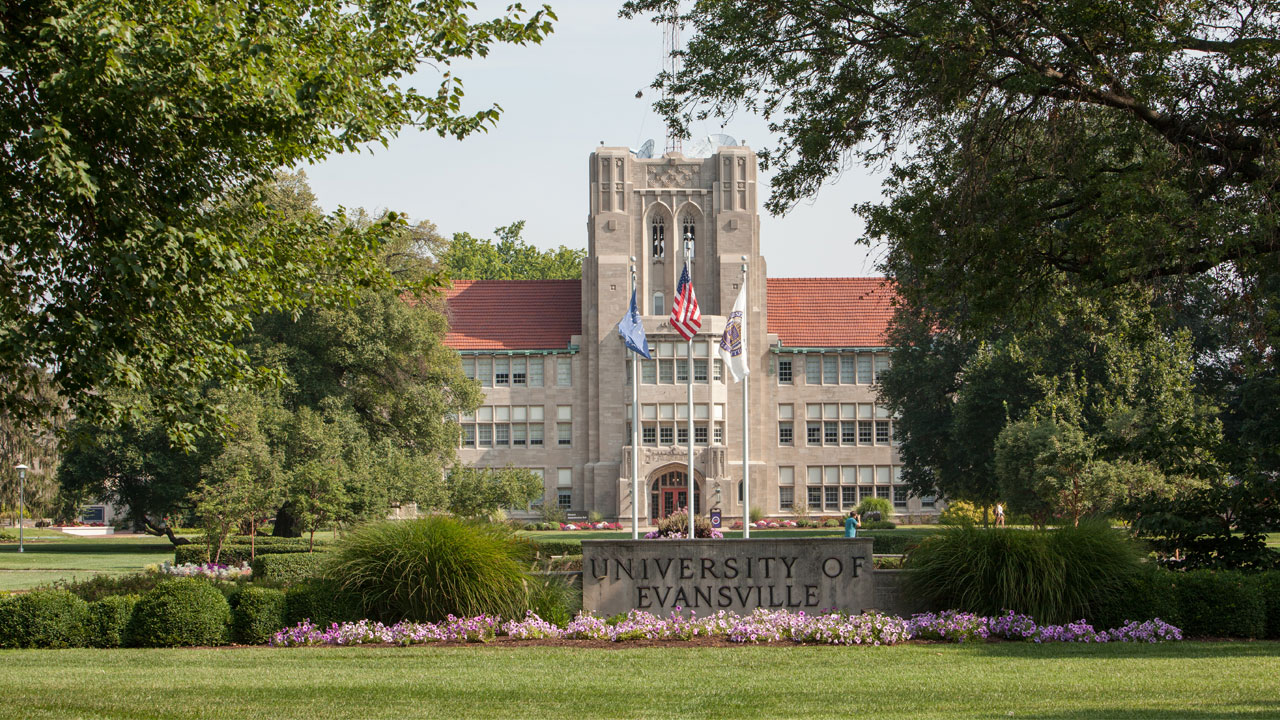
[875,355,890,383]
[806,356,821,384]
[528,358,544,387]
[859,420,873,445]
[842,486,857,507]
[841,421,856,445]
[511,357,526,385]
[677,427,689,445]
[494,424,509,446]
[495,357,509,385]
[557,357,572,386]
[512,425,526,446]
[857,355,872,384]
[876,420,891,445]
[642,360,657,384]
[825,486,839,511]
[779,467,795,485]
[643,426,657,446]
[714,359,723,382]
[807,421,822,445]
[557,491,572,510]
[778,358,793,384]
[557,423,572,446]
[676,359,689,383]
[920,494,936,509]
[557,405,572,421]
[659,360,674,384]
[478,357,492,387]
[462,358,476,380]
[659,426,673,445]
[530,425,544,446]
[823,355,838,384]
[478,425,493,448]
[462,425,476,447]
[894,487,908,508]
[876,486,891,500]
[694,426,708,445]
[840,355,856,384]
[780,487,794,509]
[713,425,723,444]
[694,359,708,383]
[807,487,822,508]
[824,422,838,445]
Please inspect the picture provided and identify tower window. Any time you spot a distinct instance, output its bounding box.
[652,292,664,316]
[651,216,665,258]
[682,215,696,257]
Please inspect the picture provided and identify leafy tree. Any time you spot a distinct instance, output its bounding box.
[438,222,584,280]
[281,407,352,550]
[445,466,543,519]
[0,368,65,522]
[1,0,554,445]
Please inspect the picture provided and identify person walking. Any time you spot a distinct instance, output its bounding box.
[845,510,861,539]
[995,503,1005,528]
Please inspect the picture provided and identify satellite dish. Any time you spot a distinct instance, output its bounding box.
[631,139,655,159]
[686,133,739,158]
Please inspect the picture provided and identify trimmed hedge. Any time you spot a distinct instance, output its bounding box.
[531,540,582,557]
[230,587,287,644]
[251,552,329,585]
[86,595,139,648]
[175,543,327,566]
[865,530,932,555]
[1172,570,1266,639]
[0,589,88,649]
[283,579,362,628]
[1089,562,1181,630]
[127,578,231,647]
[1256,571,1280,640]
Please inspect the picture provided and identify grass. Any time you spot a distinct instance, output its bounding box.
[0,642,1275,719]
[0,535,175,591]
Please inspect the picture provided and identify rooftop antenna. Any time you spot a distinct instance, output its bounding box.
[662,13,682,155]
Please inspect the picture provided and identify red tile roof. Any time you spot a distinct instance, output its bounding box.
[766,278,895,347]
[444,280,582,350]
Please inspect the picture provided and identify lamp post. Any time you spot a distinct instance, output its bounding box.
[14,464,28,553]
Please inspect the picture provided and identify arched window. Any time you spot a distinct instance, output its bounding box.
[682,215,696,258]
[651,216,665,258]
[652,292,664,316]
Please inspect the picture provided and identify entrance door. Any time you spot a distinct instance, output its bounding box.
[650,469,699,519]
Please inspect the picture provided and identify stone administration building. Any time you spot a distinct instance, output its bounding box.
[445,146,937,527]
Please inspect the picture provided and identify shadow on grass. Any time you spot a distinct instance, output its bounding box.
[958,639,1280,661]
[0,541,173,556]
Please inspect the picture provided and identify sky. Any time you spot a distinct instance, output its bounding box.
[303,1,887,278]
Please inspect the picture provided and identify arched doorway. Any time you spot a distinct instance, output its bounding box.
[649,467,702,519]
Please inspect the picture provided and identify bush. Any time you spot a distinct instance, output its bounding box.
[127,578,231,647]
[822,518,842,528]
[526,573,580,628]
[655,510,717,538]
[1172,570,1266,638]
[856,497,894,522]
[283,579,362,627]
[749,506,764,523]
[327,517,536,623]
[539,504,568,525]
[1088,562,1180,630]
[938,500,984,526]
[60,572,168,602]
[85,595,139,648]
[862,520,897,530]
[0,589,88,648]
[230,587,287,644]
[251,553,329,585]
[1256,571,1280,639]
[530,539,581,557]
[175,542,326,566]
[904,521,1144,624]
[862,530,932,554]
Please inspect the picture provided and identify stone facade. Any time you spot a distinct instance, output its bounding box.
[449,147,940,527]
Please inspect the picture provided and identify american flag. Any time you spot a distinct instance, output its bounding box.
[670,262,701,340]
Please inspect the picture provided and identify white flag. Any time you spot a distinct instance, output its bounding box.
[717,285,749,381]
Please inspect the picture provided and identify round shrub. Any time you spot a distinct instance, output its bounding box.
[328,517,536,623]
[856,496,894,521]
[938,500,984,526]
[283,578,362,628]
[86,595,139,648]
[655,510,716,538]
[230,587,287,644]
[127,578,231,647]
[905,521,1144,624]
[0,589,88,648]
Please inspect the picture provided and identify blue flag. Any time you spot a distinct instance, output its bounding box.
[616,288,651,359]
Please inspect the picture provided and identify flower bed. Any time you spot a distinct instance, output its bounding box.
[557,522,623,531]
[270,609,1182,647]
[148,561,252,581]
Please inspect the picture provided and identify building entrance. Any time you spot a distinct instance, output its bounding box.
[649,468,701,519]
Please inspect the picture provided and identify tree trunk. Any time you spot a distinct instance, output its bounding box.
[142,517,190,545]
[272,504,303,537]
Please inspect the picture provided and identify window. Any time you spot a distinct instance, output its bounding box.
[556,358,572,386]
[653,293,664,316]
[643,426,657,446]
[557,423,572,446]
[461,425,476,447]
[478,357,492,387]
[806,356,821,384]
[694,426,708,445]
[875,355,890,382]
[780,487,794,509]
[495,357,509,385]
[713,359,723,382]
[894,487,908,509]
[642,360,657,384]
[682,214,696,249]
[842,486,857,507]
[779,467,794,485]
[694,359,708,383]
[920,494,937,509]
[857,355,872,384]
[462,358,475,380]
[824,422,838,445]
[557,405,572,421]
[651,216,666,258]
[677,427,689,445]
[825,486,839,511]
[557,491,572,510]
[494,424,509,446]
[807,487,822,508]
[512,357,527,385]
[859,420,873,445]
[778,422,792,445]
[528,358,544,387]
[659,360,674,384]
[478,425,493,448]
[823,355,838,384]
[557,468,572,486]
[841,421,856,445]
[840,355,856,384]
[713,425,723,444]
[659,426,673,445]
[807,421,822,445]
[876,486,891,500]
[778,358,792,384]
[875,420,891,445]
[676,359,688,383]
[530,424,544,446]
[512,425,526,446]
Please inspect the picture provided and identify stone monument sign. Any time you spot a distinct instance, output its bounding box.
[582,538,874,617]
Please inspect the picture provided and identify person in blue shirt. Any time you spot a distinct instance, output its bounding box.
[844,510,861,538]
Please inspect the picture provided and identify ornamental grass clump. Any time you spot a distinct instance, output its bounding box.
[905,520,1144,624]
[327,516,536,623]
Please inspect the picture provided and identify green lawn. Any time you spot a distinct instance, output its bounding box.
[0,535,174,591]
[0,642,1276,719]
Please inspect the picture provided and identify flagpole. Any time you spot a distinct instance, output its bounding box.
[742,256,750,539]
[630,257,641,540]
[684,236,696,540]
